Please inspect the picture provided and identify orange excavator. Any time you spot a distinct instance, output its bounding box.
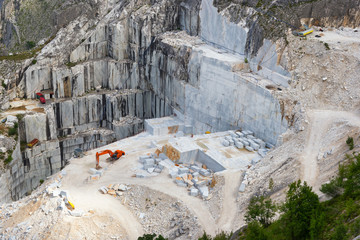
[95,149,125,169]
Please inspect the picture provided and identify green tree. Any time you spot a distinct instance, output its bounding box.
[281,180,321,240]
[245,195,277,227]
[245,221,268,240]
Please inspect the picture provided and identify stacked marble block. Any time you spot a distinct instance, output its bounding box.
[137,154,166,177]
[169,164,213,200]
[221,130,272,162]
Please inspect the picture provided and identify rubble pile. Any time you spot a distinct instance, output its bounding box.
[116,185,201,239]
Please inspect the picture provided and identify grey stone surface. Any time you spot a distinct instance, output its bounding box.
[239,182,246,192]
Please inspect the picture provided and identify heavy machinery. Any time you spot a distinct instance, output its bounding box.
[95,149,125,169]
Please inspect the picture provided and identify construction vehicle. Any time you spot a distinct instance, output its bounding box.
[95,149,125,169]
[292,24,313,37]
[27,138,39,148]
[36,92,46,104]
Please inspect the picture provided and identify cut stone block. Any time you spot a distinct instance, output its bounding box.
[118,184,128,191]
[242,130,254,136]
[222,139,230,147]
[178,167,189,174]
[139,155,150,163]
[89,174,100,181]
[250,142,260,151]
[228,139,234,146]
[251,156,262,165]
[69,210,84,217]
[154,168,162,173]
[245,146,254,152]
[190,165,201,172]
[235,141,244,149]
[88,168,97,175]
[192,172,200,178]
[147,168,155,173]
[157,164,164,170]
[200,169,211,177]
[99,187,108,194]
[199,186,209,199]
[145,158,155,165]
[241,140,250,146]
[247,135,255,140]
[190,188,199,197]
[225,136,232,141]
[159,153,168,160]
[136,173,145,178]
[239,182,246,192]
[229,131,238,138]
[143,163,154,170]
[235,131,244,138]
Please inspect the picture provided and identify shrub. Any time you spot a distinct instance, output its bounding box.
[324,42,330,50]
[1,80,6,88]
[16,114,24,122]
[26,41,36,50]
[244,57,249,63]
[31,59,37,65]
[346,137,354,150]
[8,127,17,136]
[39,179,44,185]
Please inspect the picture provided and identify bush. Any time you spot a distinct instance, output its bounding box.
[8,127,17,136]
[39,179,44,185]
[16,114,24,122]
[31,59,37,65]
[4,150,13,164]
[346,137,354,150]
[324,43,330,50]
[1,80,6,88]
[26,41,36,50]
[244,58,249,63]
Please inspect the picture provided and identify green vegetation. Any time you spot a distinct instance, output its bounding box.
[346,136,354,150]
[31,59,37,65]
[1,80,6,88]
[4,150,13,164]
[268,178,274,190]
[26,41,36,50]
[244,58,248,64]
[39,179,44,185]
[137,234,167,240]
[0,35,55,61]
[20,141,27,152]
[324,42,330,50]
[238,138,360,240]
[16,114,25,122]
[198,232,233,240]
[65,61,78,68]
[8,123,18,136]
